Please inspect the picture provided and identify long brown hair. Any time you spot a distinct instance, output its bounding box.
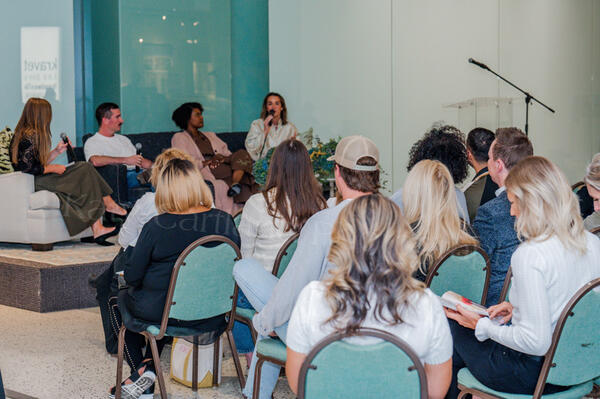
[324,194,424,334]
[260,92,288,125]
[11,98,53,165]
[263,139,326,232]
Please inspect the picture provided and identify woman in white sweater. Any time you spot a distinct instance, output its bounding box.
[445,156,600,398]
[234,139,327,361]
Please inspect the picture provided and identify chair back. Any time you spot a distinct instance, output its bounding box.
[156,235,241,338]
[498,267,512,303]
[297,328,427,399]
[533,278,600,396]
[571,181,585,194]
[233,209,243,228]
[272,232,299,278]
[425,245,491,305]
[591,226,600,238]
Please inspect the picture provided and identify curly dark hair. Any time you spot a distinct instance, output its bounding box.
[171,102,204,130]
[407,124,469,184]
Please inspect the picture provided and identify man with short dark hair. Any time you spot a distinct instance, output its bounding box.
[473,127,533,305]
[84,103,152,189]
[233,135,380,399]
[463,127,499,221]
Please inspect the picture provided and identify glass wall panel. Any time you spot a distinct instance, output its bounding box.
[119,0,232,134]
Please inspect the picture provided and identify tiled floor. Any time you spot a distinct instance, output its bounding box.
[0,305,294,399]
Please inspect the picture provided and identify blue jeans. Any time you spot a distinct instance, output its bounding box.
[232,290,255,354]
[233,258,288,399]
[126,170,141,188]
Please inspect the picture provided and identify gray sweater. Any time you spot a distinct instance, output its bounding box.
[252,199,352,336]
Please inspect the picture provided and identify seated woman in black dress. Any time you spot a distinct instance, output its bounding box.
[10,97,126,245]
[110,158,240,398]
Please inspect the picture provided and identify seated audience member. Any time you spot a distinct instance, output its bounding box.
[286,194,452,398]
[445,156,600,398]
[402,160,478,281]
[109,158,239,398]
[583,153,600,231]
[473,127,532,305]
[84,102,153,189]
[233,139,327,363]
[391,124,471,223]
[93,149,193,354]
[10,98,126,245]
[171,102,258,214]
[233,135,380,399]
[245,92,298,161]
[463,127,499,222]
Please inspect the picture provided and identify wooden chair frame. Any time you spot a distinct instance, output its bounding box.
[232,208,243,226]
[457,278,600,399]
[234,232,300,345]
[297,327,428,399]
[498,267,512,303]
[591,226,600,237]
[115,235,246,399]
[425,244,491,305]
[571,181,585,192]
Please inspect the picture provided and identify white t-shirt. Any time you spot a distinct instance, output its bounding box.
[287,281,453,365]
[117,192,158,248]
[84,132,137,169]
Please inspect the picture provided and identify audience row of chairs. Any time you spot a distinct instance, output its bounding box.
[114,228,600,398]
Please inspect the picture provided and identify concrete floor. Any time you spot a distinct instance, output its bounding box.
[0,305,294,399]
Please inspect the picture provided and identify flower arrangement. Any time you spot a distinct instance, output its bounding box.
[252,136,340,187]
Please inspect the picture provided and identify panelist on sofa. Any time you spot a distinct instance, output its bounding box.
[10,98,126,245]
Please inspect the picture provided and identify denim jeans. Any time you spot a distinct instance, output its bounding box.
[232,290,255,354]
[126,170,141,189]
[233,258,288,399]
[447,320,567,399]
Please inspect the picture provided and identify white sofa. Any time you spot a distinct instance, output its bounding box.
[0,172,92,250]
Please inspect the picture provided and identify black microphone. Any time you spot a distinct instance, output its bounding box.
[135,143,142,172]
[267,109,275,126]
[468,58,489,70]
[60,132,76,162]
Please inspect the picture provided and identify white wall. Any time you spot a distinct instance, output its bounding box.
[270,0,600,188]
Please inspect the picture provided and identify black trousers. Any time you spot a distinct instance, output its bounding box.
[446,320,566,398]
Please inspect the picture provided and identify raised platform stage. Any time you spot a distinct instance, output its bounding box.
[0,240,119,312]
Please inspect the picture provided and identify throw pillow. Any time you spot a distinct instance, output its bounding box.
[0,126,14,174]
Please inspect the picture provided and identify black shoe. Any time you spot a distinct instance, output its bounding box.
[227,183,242,197]
[94,227,120,246]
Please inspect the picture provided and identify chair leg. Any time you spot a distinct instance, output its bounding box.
[148,335,167,399]
[253,357,266,399]
[115,326,126,399]
[192,336,198,391]
[213,336,221,386]
[226,329,246,389]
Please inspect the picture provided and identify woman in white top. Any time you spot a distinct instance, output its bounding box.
[445,156,600,398]
[286,194,453,399]
[234,139,327,361]
[245,92,298,161]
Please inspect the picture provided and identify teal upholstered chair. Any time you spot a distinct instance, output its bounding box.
[234,233,299,345]
[297,328,428,399]
[425,244,491,305]
[114,235,246,399]
[457,278,600,399]
[571,181,585,194]
[233,208,243,228]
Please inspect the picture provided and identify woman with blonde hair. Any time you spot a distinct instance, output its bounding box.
[402,160,477,281]
[286,194,453,399]
[110,158,239,398]
[583,153,600,231]
[10,97,126,245]
[445,156,600,398]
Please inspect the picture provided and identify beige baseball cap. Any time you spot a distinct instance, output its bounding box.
[327,135,379,171]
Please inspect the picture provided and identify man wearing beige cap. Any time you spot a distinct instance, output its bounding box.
[233,135,380,399]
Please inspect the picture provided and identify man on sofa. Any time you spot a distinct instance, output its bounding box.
[84,103,153,189]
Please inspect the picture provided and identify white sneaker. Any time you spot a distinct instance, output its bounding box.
[109,370,156,399]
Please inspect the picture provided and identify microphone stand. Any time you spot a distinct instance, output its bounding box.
[468,59,555,135]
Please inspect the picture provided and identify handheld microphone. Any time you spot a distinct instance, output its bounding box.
[135,143,142,172]
[468,58,489,70]
[60,132,76,162]
[267,109,275,126]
